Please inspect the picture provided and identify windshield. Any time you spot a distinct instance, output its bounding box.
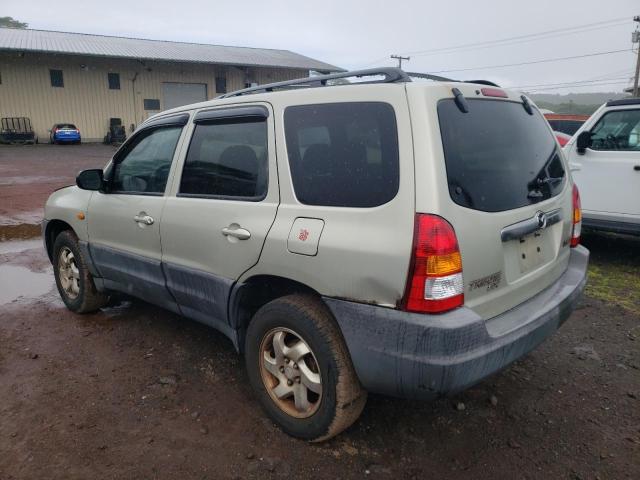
[438,99,564,212]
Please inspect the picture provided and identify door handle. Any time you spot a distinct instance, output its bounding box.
[221,225,251,240]
[634,165,640,171]
[133,213,154,225]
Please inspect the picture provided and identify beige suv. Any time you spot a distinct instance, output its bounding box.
[43,68,589,441]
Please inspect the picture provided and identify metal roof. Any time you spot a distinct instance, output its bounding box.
[0,28,341,72]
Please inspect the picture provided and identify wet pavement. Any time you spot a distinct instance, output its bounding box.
[0,144,115,227]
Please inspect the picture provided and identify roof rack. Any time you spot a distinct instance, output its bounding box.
[218,67,501,99]
[218,68,411,98]
[405,71,500,87]
[605,98,640,107]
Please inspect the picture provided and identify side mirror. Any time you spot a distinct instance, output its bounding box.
[576,131,592,155]
[76,169,104,191]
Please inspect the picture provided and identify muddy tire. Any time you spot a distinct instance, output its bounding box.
[53,230,108,313]
[245,294,366,441]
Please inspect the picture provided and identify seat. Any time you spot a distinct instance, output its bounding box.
[218,145,261,197]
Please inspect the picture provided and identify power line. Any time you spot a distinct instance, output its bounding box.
[427,48,631,74]
[390,54,410,68]
[405,18,629,57]
[356,16,630,67]
[510,75,633,89]
[526,80,631,93]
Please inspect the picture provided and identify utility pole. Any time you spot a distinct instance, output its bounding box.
[633,16,640,97]
[390,55,410,69]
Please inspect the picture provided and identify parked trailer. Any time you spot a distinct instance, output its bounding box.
[0,117,37,144]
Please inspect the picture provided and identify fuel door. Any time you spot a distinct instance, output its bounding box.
[287,218,324,256]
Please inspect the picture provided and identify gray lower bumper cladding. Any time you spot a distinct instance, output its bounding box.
[325,246,589,400]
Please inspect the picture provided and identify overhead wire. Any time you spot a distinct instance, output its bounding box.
[356,16,631,68]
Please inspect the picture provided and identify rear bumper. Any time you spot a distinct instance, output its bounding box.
[582,215,640,236]
[325,246,589,400]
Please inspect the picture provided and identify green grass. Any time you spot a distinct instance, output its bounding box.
[581,232,640,315]
[585,263,640,315]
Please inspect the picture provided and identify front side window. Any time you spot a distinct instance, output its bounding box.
[180,119,268,199]
[111,126,183,194]
[284,102,399,208]
[590,109,640,151]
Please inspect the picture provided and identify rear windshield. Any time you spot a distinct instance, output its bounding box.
[438,99,564,212]
[57,124,77,129]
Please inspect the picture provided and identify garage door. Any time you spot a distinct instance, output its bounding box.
[162,83,207,110]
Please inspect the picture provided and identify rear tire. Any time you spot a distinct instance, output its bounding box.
[53,230,109,313]
[245,294,366,441]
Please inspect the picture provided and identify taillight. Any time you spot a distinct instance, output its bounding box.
[54,128,59,133]
[571,184,581,247]
[402,214,464,314]
[480,87,508,98]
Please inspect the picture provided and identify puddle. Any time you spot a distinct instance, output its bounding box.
[0,265,54,305]
[0,239,43,255]
[0,175,68,186]
[0,210,43,226]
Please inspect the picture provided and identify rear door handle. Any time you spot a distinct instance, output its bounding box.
[221,225,251,240]
[133,213,154,225]
[634,165,640,171]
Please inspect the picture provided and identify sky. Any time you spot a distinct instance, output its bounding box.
[3,0,639,94]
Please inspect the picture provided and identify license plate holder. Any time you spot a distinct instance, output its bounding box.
[518,232,545,273]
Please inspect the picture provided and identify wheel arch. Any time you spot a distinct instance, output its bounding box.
[44,219,75,261]
[229,275,322,353]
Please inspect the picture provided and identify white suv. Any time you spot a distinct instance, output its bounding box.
[564,98,640,235]
[43,68,589,441]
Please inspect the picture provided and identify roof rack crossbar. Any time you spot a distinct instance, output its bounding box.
[218,67,412,98]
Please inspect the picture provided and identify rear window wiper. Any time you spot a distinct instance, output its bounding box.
[527,147,564,199]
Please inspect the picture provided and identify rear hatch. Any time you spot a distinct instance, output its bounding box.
[408,83,574,321]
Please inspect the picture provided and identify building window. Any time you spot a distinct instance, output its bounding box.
[215,76,227,94]
[108,72,120,90]
[50,69,64,88]
[143,99,161,110]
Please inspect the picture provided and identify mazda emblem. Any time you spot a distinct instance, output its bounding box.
[536,211,547,229]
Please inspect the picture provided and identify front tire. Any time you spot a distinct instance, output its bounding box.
[245,294,366,441]
[53,230,109,313]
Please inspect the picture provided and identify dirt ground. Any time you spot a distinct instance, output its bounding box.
[0,145,639,479]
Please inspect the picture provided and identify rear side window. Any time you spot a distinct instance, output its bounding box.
[438,99,564,212]
[180,120,268,199]
[284,102,399,208]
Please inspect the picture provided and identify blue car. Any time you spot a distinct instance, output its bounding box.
[49,123,81,144]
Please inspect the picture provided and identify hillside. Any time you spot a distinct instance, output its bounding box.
[530,91,631,115]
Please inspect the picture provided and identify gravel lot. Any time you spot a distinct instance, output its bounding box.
[0,145,638,479]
